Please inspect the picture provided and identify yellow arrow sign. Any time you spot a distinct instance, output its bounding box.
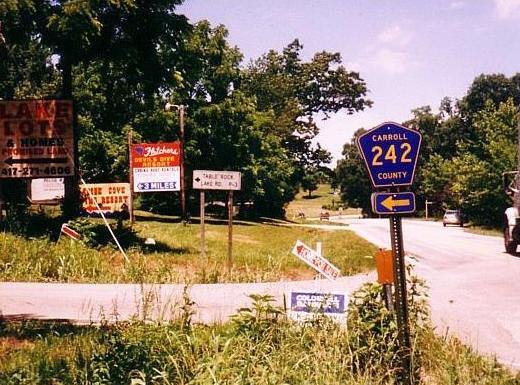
[381,195,410,211]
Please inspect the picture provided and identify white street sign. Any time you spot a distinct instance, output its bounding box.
[193,170,241,191]
[30,178,64,203]
[291,240,340,281]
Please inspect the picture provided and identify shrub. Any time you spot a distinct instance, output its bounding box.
[346,268,429,382]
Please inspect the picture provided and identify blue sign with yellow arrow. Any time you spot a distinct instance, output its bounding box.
[357,122,421,188]
[372,192,416,215]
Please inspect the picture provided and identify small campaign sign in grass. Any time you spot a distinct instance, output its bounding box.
[288,291,347,323]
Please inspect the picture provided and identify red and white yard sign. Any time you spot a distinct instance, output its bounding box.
[291,240,340,281]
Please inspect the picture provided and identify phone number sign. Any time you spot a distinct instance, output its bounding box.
[0,100,74,178]
[131,142,181,192]
[357,122,421,188]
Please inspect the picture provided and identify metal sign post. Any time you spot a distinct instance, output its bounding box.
[390,215,412,385]
[128,130,135,224]
[357,122,421,385]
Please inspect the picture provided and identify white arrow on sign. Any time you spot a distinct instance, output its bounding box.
[291,240,340,281]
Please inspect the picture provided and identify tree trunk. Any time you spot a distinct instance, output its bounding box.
[61,54,81,219]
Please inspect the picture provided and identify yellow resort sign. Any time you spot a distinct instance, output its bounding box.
[80,182,130,216]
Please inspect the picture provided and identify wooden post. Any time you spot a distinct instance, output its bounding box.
[227,190,233,274]
[200,190,205,258]
[128,130,134,224]
[179,106,186,221]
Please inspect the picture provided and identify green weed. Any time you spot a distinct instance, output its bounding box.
[0,218,376,283]
[1,285,519,384]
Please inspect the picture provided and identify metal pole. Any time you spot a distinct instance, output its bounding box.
[227,190,233,274]
[128,130,134,225]
[389,215,412,385]
[200,190,205,258]
[383,284,394,310]
[179,106,186,221]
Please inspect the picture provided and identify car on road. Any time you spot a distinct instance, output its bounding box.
[443,209,464,227]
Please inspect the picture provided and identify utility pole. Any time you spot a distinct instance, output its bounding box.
[165,103,186,221]
[179,105,186,221]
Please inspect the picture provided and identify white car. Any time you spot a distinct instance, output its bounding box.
[443,209,464,227]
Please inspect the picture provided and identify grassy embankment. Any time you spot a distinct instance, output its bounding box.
[0,189,374,283]
[1,289,519,384]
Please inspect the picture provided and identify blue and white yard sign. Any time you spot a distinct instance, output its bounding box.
[288,291,347,323]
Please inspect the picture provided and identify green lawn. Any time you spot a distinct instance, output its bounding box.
[2,190,519,384]
[0,214,376,284]
[285,184,361,220]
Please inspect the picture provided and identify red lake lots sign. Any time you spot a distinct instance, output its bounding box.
[0,100,74,178]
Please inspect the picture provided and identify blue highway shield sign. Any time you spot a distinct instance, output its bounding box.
[357,122,422,188]
[372,192,416,214]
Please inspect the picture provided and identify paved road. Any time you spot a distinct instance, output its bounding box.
[0,274,374,325]
[339,217,520,370]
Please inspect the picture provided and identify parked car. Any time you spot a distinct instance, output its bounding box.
[320,211,330,221]
[443,209,464,227]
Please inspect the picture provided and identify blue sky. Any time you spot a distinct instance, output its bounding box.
[178,0,520,163]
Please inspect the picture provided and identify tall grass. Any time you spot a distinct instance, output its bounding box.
[0,219,376,283]
[1,285,518,385]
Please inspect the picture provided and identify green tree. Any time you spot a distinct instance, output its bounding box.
[301,169,321,198]
[241,39,371,177]
[460,73,520,116]
[190,92,294,217]
[1,7,372,220]
[420,99,518,225]
[335,128,373,215]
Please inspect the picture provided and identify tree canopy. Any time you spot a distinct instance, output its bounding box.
[335,72,520,225]
[0,1,372,218]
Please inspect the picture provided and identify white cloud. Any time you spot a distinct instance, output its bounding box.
[373,49,408,74]
[449,1,467,9]
[345,61,361,72]
[494,0,520,19]
[370,24,414,75]
[377,25,411,46]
